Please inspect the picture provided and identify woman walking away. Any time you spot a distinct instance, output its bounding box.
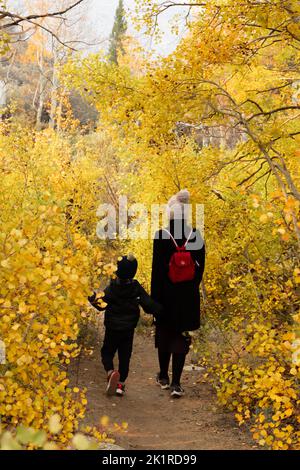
[151,189,205,398]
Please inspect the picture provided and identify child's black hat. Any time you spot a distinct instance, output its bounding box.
[116,254,138,280]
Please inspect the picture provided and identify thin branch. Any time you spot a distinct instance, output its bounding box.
[246,81,295,94]
[0,1,85,29]
[247,106,300,121]
[244,169,272,191]
[154,1,206,16]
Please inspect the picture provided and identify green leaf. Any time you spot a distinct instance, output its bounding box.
[1,431,22,450]
[16,425,36,445]
[31,430,47,447]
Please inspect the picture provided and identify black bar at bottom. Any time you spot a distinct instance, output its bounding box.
[0,449,298,466]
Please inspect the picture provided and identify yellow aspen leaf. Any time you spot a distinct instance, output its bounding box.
[72,433,90,450]
[259,214,269,223]
[100,416,110,427]
[1,259,11,268]
[48,414,62,435]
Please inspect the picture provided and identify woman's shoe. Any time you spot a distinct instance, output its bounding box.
[156,373,170,390]
[116,383,126,396]
[106,370,120,396]
[170,384,185,398]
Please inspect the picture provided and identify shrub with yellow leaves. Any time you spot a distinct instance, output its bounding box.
[195,195,300,450]
[0,122,111,443]
[203,320,299,450]
[0,414,112,450]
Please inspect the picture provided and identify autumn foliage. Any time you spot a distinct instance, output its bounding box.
[0,119,116,446]
[64,0,300,449]
[0,0,300,450]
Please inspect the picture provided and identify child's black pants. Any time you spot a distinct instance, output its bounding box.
[101,328,135,383]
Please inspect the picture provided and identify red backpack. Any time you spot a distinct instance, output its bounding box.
[163,229,196,283]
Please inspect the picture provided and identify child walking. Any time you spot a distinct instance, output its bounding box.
[88,254,162,396]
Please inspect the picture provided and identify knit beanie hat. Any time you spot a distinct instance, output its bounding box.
[167,189,190,220]
[116,254,138,280]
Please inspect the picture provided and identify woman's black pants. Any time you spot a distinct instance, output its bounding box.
[101,328,135,383]
[158,349,186,386]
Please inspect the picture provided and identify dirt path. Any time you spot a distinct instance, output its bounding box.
[72,325,255,450]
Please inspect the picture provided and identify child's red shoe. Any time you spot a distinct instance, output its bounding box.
[106,370,120,396]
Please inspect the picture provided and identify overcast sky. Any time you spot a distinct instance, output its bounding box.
[88,0,185,56]
[8,0,187,56]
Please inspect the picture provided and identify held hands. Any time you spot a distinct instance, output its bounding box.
[153,304,164,320]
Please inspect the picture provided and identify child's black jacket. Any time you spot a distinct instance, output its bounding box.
[88,279,162,331]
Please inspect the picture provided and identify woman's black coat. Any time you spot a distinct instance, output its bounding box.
[151,219,205,332]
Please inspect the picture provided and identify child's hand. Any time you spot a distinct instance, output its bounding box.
[88,291,107,310]
[95,292,107,308]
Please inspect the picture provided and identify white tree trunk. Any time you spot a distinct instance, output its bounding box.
[36,50,46,130]
[49,47,59,129]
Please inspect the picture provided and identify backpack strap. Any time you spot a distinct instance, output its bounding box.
[162,229,178,248]
[184,229,194,248]
[162,228,194,250]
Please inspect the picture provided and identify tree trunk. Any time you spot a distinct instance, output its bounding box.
[49,47,59,129]
[36,50,46,130]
